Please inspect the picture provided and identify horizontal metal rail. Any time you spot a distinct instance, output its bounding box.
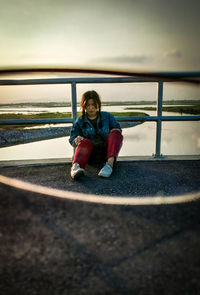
[0,75,199,158]
[117,116,200,121]
[0,118,73,125]
[0,116,200,126]
[0,77,161,86]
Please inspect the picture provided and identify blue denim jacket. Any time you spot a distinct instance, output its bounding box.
[69,111,121,147]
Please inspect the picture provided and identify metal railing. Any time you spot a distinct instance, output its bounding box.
[0,75,200,158]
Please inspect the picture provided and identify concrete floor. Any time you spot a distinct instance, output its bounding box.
[0,160,200,294]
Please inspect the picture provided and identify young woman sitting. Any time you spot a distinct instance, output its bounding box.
[69,90,123,179]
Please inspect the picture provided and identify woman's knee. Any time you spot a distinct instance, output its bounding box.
[110,129,121,134]
[76,138,94,154]
[78,138,93,147]
[109,129,123,139]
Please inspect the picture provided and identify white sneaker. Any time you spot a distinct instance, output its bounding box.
[71,163,85,179]
[98,163,113,178]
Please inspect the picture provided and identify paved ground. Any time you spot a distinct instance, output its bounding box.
[0,160,200,294]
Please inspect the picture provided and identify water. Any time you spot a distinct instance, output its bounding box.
[0,104,193,114]
[0,105,153,114]
[0,105,199,160]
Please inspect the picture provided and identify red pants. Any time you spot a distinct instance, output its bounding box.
[73,129,123,169]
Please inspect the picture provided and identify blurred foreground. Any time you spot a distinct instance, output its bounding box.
[0,160,200,294]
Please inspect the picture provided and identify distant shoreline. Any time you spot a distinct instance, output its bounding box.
[0,99,199,108]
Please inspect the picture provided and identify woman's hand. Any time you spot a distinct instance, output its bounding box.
[75,136,84,145]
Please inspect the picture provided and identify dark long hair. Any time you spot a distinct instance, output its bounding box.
[81,90,101,116]
[80,90,102,128]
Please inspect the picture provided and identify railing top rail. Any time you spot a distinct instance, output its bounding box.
[0,77,166,86]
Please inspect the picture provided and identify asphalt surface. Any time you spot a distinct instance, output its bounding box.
[0,160,200,294]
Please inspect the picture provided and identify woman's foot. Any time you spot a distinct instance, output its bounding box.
[98,163,113,178]
[71,163,85,179]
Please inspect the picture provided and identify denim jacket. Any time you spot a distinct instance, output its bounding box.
[69,111,121,147]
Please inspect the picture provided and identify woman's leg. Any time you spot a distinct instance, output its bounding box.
[98,130,123,178]
[73,138,94,169]
[105,129,123,166]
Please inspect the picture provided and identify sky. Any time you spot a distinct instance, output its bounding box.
[0,0,199,103]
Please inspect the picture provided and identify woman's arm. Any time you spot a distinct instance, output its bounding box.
[108,113,122,132]
[69,120,84,147]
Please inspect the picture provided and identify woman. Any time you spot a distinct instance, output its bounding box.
[69,90,123,179]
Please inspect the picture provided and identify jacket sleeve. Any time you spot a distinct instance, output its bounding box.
[69,119,83,147]
[108,113,122,132]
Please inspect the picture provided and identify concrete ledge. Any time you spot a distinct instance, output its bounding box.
[0,155,199,168]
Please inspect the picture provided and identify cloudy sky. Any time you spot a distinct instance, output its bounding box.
[0,0,199,102]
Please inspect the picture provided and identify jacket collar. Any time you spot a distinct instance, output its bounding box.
[83,112,100,123]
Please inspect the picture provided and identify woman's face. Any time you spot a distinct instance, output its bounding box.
[85,99,98,118]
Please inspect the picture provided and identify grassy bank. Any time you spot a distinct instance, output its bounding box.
[0,111,149,130]
[125,104,200,115]
[0,111,148,120]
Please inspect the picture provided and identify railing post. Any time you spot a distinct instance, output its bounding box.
[155,81,163,157]
[71,82,77,123]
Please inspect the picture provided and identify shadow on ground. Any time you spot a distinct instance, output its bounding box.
[0,160,200,294]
